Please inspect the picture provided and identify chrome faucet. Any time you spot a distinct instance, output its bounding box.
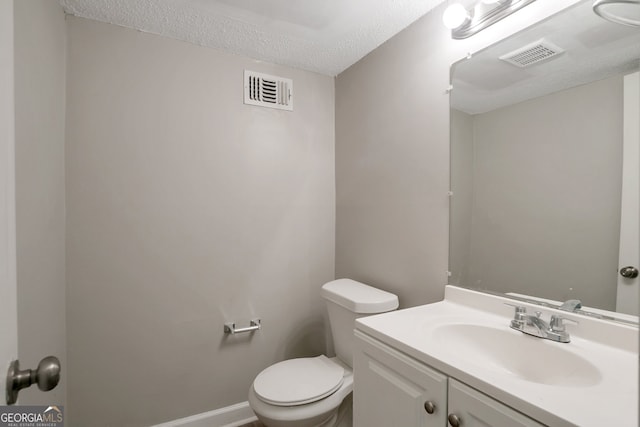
[507,305,577,343]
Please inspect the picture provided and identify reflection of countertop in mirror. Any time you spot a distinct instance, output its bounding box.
[505,291,639,324]
[355,286,638,427]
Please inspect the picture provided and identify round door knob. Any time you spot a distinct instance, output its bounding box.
[5,356,61,405]
[448,413,461,427]
[35,356,61,391]
[424,401,436,414]
[620,266,639,279]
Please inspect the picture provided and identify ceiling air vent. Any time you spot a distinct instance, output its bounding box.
[244,70,293,111]
[499,39,565,68]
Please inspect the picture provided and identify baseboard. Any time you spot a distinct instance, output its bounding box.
[152,401,258,427]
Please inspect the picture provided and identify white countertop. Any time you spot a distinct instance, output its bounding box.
[355,286,639,427]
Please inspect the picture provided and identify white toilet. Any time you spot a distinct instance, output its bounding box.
[248,278,399,427]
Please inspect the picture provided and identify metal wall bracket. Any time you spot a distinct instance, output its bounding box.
[224,318,261,335]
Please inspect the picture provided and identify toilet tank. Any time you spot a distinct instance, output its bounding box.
[321,279,399,367]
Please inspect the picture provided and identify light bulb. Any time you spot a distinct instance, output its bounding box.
[443,3,470,29]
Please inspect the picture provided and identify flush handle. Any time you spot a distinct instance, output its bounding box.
[6,356,60,405]
[620,266,639,279]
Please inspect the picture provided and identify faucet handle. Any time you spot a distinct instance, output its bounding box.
[504,303,527,329]
[549,315,578,333]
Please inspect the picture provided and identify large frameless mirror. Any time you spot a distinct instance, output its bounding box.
[449,0,640,323]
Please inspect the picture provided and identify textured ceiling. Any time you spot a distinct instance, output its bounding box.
[60,0,445,76]
[451,0,640,114]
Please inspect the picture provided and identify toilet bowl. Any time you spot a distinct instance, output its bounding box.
[248,356,353,427]
[248,279,399,427]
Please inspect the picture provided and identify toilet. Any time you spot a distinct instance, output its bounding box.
[248,279,399,427]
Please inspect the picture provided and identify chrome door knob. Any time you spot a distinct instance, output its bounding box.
[620,266,639,279]
[5,356,60,405]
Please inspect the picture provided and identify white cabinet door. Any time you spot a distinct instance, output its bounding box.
[447,379,543,427]
[354,330,447,427]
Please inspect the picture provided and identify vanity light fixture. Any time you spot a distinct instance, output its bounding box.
[443,0,537,39]
[442,3,471,29]
[593,0,640,27]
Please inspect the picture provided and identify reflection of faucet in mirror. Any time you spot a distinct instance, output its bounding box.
[560,299,582,312]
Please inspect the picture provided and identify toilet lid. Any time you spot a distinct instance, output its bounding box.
[253,355,344,406]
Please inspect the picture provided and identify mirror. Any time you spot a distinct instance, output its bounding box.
[449,0,640,323]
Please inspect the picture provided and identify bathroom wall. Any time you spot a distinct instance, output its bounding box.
[335,8,451,306]
[335,0,582,307]
[65,17,335,427]
[14,0,67,405]
[457,76,623,309]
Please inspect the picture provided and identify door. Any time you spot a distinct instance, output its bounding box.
[0,0,18,406]
[353,331,448,427]
[616,71,639,315]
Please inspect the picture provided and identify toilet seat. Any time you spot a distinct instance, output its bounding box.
[253,355,345,406]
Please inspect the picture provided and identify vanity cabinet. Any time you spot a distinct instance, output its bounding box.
[354,331,544,427]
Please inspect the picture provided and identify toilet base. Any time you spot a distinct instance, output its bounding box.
[252,393,352,427]
[334,393,352,427]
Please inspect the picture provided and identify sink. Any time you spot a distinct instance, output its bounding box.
[356,287,638,427]
[432,323,602,387]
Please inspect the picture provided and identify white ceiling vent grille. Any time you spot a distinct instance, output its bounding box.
[244,70,293,111]
[499,40,565,68]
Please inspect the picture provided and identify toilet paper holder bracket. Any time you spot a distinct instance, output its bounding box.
[224,318,261,335]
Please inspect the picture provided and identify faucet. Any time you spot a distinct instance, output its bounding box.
[559,299,582,312]
[507,305,577,343]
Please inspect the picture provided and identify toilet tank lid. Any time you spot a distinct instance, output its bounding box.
[321,279,399,314]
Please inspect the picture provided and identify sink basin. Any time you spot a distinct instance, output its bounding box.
[432,323,602,387]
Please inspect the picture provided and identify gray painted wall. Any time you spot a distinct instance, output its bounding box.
[451,76,623,309]
[14,0,67,406]
[335,9,451,306]
[65,17,335,426]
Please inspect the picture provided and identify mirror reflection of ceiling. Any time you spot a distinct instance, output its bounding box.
[59,0,445,76]
[452,0,640,115]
